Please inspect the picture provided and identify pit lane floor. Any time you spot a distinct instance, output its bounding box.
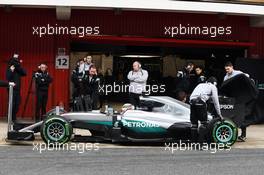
[0,146,264,175]
[0,121,264,175]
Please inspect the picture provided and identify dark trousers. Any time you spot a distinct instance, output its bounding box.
[12,91,21,122]
[36,90,48,121]
[190,99,208,143]
[129,93,141,108]
[91,93,99,110]
[190,99,208,126]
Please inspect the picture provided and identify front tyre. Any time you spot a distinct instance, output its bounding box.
[211,119,238,146]
[41,116,73,144]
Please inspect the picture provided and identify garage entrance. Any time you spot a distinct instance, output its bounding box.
[69,40,248,104]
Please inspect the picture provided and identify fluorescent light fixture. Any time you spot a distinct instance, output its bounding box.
[120,55,160,58]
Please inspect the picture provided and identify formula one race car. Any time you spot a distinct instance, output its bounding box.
[39,95,238,146]
[9,74,259,147]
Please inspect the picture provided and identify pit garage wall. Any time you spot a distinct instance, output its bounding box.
[0,8,263,119]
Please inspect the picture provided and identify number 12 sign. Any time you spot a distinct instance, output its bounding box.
[55,55,69,69]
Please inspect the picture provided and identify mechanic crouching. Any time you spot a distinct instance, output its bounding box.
[189,77,223,144]
[35,63,52,122]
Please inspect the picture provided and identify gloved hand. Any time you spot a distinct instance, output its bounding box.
[9,82,15,86]
[219,115,224,121]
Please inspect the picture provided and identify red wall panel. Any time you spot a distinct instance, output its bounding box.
[249,28,264,58]
[0,7,262,119]
[70,9,250,41]
[0,8,69,119]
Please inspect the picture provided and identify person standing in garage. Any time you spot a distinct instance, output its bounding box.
[6,53,27,126]
[189,77,223,143]
[127,61,148,108]
[35,63,52,122]
[86,65,100,110]
[83,55,93,72]
[223,61,250,142]
[194,65,206,86]
[224,61,249,81]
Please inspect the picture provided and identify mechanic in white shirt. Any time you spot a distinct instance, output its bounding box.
[224,62,249,81]
[127,61,148,107]
[189,77,223,143]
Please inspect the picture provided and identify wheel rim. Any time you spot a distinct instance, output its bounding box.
[47,122,66,141]
[215,124,233,143]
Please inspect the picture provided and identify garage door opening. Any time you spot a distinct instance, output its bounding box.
[70,41,247,105]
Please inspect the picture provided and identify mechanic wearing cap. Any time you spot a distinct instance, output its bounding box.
[224,62,249,142]
[189,77,222,143]
[6,53,27,124]
[127,61,148,108]
[34,63,52,122]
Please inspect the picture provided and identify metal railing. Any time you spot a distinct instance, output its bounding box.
[7,84,14,132]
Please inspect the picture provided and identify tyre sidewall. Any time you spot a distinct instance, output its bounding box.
[211,119,238,146]
[41,116,72,144]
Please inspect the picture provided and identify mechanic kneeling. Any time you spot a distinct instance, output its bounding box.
[189,77,223,144]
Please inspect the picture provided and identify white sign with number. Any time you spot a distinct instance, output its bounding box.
[55,55,69,69]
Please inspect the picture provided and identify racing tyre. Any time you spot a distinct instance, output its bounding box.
[41,115,73,144]
[208,118,238,146]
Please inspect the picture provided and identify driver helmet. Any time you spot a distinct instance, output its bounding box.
[121,103,135,113]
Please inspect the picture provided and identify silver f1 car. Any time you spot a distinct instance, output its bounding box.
[39,96,238,146]
[7,73,259,147]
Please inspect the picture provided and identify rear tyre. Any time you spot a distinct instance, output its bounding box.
[208,118,238,147]
[41,115,73,144]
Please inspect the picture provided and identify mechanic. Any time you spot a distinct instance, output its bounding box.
[34,63,53,122]
[71,59,89,111]
[224,61,249,81]
[194,65,206,86]
[223,61,249,142]
[6,53,27,125]
[175,62,196,102]
[83,55,93,72]
[127,61,148,108]
[86,65,100,110]
[189,76,223,143]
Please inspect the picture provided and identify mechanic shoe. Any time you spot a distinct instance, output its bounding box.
[237,136,246,142]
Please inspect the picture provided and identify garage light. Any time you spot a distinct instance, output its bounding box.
[120,55,160,58]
